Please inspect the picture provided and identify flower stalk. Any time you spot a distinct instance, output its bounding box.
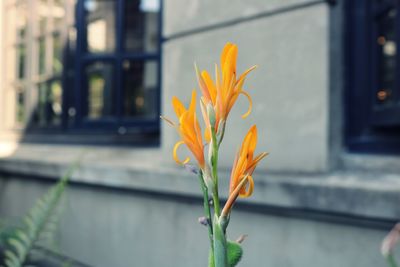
[162,43,267,267]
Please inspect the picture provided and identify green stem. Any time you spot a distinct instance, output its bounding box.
[213,215,228,267]
[217,123,226,148]
[211,125,221,216]
[198,171,214,255]
[387,254,399,267]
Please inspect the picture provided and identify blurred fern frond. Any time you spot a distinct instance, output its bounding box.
[0,162,78,267]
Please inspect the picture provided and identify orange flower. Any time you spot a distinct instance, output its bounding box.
[163,90,205,169]
[196,43,257,142]
[221,125,267,216]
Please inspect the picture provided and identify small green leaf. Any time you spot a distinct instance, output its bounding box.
[15,230,30,247]
[227,241,243,267]
[4,250,20,267]
[8,238,26,261]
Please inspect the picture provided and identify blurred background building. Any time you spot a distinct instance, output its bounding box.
[0,0,400,266]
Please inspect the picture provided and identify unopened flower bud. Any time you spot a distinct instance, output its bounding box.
[216,120,226,140]
[184,164,198,175]
[198,216,209,226]
[207,103,216,126]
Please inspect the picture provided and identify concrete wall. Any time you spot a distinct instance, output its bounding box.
[0,176,391,267]
[162,0,329,173]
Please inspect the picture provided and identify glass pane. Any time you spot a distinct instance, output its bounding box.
[85,0,116,53]
[38,37,46,75]
[53,34,63,73]
[124,0,160,53]
[16,90,25,124]
[35,83,48,126]
[16,44,26,79]
[376,8,397,106]
[50,80,63,125]
[34,81,63,126]
[86,61,115,119]
[123,60,157,118]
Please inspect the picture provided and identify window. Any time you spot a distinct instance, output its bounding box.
[2,0,161,144]
[346,0,400,153]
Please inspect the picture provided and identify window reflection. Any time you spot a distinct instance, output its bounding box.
[38,37,46,75]
[124,0,160,53]
[16,90,25,124]
[34,81,62,127]
[86,62,115,119]
[50,80,63,125]
[123,60,157,118]
[16,45,26,79]
[53,34,63,73]
[85,0,116,53]
[376,8,397,106]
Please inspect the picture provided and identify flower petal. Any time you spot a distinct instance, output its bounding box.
[239,90,253,119]
[239,175,254,198]
[172,97,186,117]
[173,141,190,165]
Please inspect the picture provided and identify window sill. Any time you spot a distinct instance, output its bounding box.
[342,152,400,173]
[1,143,400,224]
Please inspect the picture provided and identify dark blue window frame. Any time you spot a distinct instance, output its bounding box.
[346,0,400,154]
[73,0,162,133]
[24,0,162,146]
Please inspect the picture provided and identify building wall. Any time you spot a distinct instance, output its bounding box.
[162,0,329,173]
[0,1,399,267]
[0,175,390,267]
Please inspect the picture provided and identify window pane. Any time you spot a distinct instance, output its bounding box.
[38,37,46,75]
[85,0,116,53]
[376,8,397,106]
[50,80,63,125]
[124,0,160,53]
[53,34,63,73]
[16,44,26,80]
[16,90,25,124]
[35,83,48,126]
[86,61,115,119]
[34,81,63,126]
[122,60,157,118]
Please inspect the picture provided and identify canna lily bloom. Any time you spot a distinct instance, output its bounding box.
[221,125,268,217]
[162,90,205,169]
[196,42,257,142]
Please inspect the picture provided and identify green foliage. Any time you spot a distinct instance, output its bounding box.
[0,162,78,267]
[386,254,399,267]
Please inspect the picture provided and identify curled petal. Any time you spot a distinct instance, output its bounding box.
[239,91,252,119]
[173,141,190,165]
[239,175,254,198]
